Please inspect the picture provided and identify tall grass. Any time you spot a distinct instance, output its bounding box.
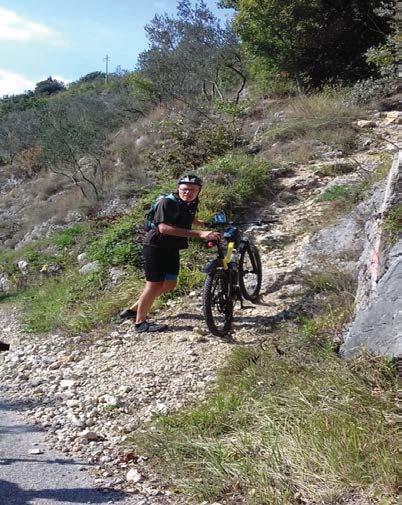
[133,348,396,504]
[131,269,397,504]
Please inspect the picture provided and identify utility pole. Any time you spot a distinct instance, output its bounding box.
[103,54,110,84]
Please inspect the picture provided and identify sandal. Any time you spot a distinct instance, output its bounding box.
[135,321,168,333]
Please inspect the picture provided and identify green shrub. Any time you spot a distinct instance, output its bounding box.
[87,215,143,267]
[383,204,402,243]
[52,225,85,248]
[318,184,366,203]
[348,75,397,104]
[198,154,274,218]
[145,119,238,179]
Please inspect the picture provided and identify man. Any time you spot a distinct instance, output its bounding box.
[120,175,220,333]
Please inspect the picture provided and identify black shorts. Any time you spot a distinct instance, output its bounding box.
[143,245,180,282]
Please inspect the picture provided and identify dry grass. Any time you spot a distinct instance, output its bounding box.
[265,92,364,155]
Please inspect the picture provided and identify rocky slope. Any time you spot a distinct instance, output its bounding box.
[0,109,400,502]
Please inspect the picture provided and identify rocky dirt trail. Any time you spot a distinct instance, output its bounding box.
[0,113,399,503]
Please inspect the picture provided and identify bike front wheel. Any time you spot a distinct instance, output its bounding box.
[202,269,234,337]
[238,243,262,301]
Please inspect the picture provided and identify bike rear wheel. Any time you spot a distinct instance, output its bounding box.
[202,269,234,337]
[238,243,262,301]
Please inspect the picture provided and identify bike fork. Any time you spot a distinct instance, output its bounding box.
[229,269,245,309]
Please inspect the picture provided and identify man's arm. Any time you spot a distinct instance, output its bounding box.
[158,223,219,241]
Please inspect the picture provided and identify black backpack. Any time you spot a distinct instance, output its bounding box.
[144,193,177,231]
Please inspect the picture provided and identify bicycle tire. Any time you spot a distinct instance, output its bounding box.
[202,268,234,337]
[238,243,262,301]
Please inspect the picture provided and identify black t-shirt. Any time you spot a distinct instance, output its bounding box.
[143,194,198,250]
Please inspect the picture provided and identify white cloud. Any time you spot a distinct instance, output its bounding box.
[0,69,71,97]
[0,69,34,97]
[0,7,63,43]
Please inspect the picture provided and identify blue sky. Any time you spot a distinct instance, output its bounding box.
[0,0,232,97]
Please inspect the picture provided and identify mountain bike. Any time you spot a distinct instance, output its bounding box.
[202,212,273,337]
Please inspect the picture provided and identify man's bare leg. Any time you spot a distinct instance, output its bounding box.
[134,280,177,323]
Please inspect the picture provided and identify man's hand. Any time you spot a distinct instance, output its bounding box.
[199,230,221,241]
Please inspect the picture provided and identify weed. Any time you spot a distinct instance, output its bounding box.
[318,184,366,203]
[213,98,254,118]
[52,225,85,248]
[198,154,274,219]
[383,204,402,243]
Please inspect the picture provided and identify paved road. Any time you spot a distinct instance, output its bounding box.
[0,400,135,505]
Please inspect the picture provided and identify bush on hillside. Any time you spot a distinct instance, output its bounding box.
[265,92,363,154]
[145,119,239,179]
[34,77,66,96]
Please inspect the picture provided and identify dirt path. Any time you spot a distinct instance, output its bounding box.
[0,400,140,505]
[0,160,333,499]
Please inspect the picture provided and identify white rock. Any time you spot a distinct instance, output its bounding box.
[80,430,101,441]
[77,253,87,264]
[135,135,147,147]
[29,448,44,455]
[103,395,119,407]
[382,110,400,126]
[0,273,12,293]
[126,468,143,483]
[193,326,207,337]
[60,379,76,389]
[17,260,28,273]
[356,120,377,128]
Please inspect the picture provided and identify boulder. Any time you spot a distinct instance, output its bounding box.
[79,261,100,275]
[382,111,400,126]
[77,253,87,264]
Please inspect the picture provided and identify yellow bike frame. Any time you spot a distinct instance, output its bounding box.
[222,241,235,270]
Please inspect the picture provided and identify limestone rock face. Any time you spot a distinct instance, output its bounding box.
[296,185,385,276]
[342,152,401,358]
[341,240,402,358]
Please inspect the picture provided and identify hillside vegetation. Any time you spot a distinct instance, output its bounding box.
[0,1,398,504]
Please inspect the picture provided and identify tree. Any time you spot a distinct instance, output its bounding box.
[76,71,105,83]
[0,108,42,163]
[226,0,395,87]
[137,0,246,106]
[34,76,66,96]
[36,91,142,200]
